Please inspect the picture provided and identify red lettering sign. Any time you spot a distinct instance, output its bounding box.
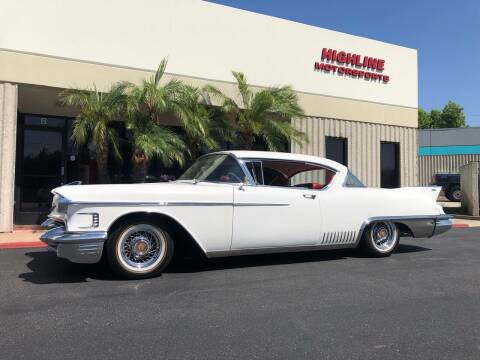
[315,48,390,83]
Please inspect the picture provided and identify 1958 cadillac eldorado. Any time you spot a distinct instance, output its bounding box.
[41,151,452,279]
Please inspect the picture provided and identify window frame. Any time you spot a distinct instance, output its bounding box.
[325,136,348,167]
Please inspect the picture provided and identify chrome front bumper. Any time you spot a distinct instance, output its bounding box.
[40,219,107,264]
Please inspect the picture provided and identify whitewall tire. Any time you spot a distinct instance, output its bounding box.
[361,221,399,257]
[107,223,174,279]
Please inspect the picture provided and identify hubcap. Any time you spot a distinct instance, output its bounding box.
[371,222,397,252]
[452,190,461,201]
[117,224,167,273]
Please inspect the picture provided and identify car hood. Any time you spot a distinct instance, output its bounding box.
[52,181,232,203]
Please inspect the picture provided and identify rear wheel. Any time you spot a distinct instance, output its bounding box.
[361,221,399,257]
[107,223,174,279]
[446,186,461,202]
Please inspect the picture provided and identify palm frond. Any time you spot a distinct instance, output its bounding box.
[130,117,186,167]
[267,86,305,119]
[203,85,240,114]
[153,58,168,87]
[70,116,91,145]
[232,71,252,108]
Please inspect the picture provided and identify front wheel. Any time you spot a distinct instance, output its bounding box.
[361,221,399,257]
[106,223,174,279]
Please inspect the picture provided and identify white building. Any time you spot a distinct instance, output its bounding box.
[0,0,418,231]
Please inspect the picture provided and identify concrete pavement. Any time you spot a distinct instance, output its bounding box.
[1,228,480,360]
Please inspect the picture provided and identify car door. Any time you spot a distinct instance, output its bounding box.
[231,184,322,250]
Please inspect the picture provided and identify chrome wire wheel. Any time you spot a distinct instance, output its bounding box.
[116,224,167,274]
[369,221,398,253]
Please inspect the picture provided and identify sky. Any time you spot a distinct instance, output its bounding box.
[207,0,480,126]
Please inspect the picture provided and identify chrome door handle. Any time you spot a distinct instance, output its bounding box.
[303,194,316,199]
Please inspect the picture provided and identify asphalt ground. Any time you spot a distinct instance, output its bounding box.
[1,228,479,360]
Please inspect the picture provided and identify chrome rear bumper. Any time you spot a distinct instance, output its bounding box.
[364,215,452,239]
[431,216,453,236]
[397,215,452,238]
[40,219,107,264]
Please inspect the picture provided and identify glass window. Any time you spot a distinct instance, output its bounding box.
[21,129,63,211]
[290,168,333,188]
[381,142,400,188]
[245,161,264,185]
[178,154,246,183]
[344,171,365,188]
[243,159,336,190]
[326,137,348,166]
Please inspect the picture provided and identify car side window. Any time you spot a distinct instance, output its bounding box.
[180,154,247,183]
[289,168,335,189]
[205,156,247,183]
[245,161,264,185]
[344,171,365,187]
[244,159,336,190]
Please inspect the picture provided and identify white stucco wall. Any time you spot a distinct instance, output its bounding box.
[0,0,417,108]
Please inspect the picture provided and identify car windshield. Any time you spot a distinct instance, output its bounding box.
[178,154,247,183]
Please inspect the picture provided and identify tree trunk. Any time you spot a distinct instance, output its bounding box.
[240,133,255,150]
[96,145,110,184]
[132,148,150,183]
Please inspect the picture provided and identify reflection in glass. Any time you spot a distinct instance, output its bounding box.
[21,129,63,211]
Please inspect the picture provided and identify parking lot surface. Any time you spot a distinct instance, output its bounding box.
[1,228,480,360]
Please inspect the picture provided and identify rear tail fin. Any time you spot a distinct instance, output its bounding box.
[394,186,442,201]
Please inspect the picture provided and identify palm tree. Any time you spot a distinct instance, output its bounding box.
[175,84,231,160]
[204,71,306,151]
[126,59,217,181]
[60,82,129,183]
[126,115,186,182]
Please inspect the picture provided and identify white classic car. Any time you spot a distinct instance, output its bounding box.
[41,151,452,279]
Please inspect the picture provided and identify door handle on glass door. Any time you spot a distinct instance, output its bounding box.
[303,194,316,199]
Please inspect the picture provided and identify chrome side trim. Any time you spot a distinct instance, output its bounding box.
[64,201,290,207]
[207,243,357,258]
[234,203,290,207]
[68,201,233,206]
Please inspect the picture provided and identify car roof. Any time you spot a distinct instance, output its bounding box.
[217,150,347,172]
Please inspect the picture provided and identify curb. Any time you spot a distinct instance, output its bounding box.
[452,223,470,228]
[453,215,480,221]
[0,241,47,249]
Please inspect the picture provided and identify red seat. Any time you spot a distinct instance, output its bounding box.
[311,182,324,190]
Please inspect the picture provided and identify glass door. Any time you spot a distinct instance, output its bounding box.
[15,115,67,224]
[21,128,63,212]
